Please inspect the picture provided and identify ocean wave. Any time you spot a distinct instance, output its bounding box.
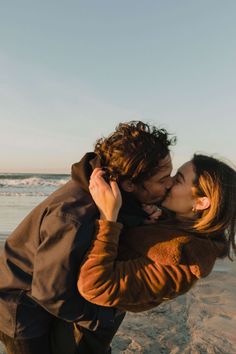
[0,177,69,188]
[0,191,49,197]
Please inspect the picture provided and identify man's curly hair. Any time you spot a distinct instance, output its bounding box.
[94,121,176,184]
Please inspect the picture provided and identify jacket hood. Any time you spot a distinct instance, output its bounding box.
[71,152,101,192]
[71,152,147,227]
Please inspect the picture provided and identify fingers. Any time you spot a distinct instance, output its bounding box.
[89,168,106,190]
[90,168,105,181]
[90,168,105,179]
[89,170,121,201]
[110,181,121,198]
[142,203,161,215]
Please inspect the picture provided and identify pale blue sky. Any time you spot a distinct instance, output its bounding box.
[0,0,235,173]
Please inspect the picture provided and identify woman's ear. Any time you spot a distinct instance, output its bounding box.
[120,179,135,192]
[195,196,211,211]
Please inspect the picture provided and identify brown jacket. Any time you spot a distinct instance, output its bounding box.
[78,220,226,312]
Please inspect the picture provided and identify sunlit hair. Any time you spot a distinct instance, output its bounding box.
[94,121,176,184]
[191,154,236,259]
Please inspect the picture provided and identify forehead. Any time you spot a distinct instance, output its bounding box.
[178,161,196,182]
[148,154,173,181]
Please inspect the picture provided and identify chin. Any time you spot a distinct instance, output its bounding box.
[152,198,163,205]
[161,200,171,209]
[143,196,161,205]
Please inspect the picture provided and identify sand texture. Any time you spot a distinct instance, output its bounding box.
[112,267,236,353]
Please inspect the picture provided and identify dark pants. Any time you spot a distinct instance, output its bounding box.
[0,331,52,354]
[0,312,125,354]
[51,312,126,354]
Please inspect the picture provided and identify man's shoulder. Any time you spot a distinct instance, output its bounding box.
[40,180,98,224]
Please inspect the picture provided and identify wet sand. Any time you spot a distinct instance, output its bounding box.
[0,242,235,354]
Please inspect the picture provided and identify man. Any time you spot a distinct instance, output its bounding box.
[0,121,175,354]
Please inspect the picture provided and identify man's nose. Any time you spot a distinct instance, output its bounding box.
[165,176,174,189]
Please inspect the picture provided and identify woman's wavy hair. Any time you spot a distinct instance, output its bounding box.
[94,121,176,184]
[191,154,236,259]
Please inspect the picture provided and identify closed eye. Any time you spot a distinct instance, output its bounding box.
[174,178,181,184]
[158,177,169,185]
[174,171,185,184]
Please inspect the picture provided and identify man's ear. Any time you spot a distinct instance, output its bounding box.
[120,179,136,192]
[195,196,211,211]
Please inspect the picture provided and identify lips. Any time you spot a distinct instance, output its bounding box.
[163,190,171,200]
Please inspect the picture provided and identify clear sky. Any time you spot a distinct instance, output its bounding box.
[0,0,235,173]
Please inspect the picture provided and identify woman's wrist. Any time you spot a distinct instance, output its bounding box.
[95,219,123,243]
[100,211,119,222]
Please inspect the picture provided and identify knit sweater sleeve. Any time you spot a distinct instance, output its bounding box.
[77,220,198,312]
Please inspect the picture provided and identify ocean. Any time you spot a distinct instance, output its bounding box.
[0,173,70,241]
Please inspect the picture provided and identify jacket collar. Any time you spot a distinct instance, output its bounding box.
[71,152,101,193]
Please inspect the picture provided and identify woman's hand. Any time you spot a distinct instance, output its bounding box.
[142,204,162,224]
[89,168,122,222]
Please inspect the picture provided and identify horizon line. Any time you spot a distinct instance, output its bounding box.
[0,170,70,175]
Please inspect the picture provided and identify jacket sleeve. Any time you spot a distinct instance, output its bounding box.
[31,213,82,307]
[29,214,112,326]
[77,220,198,312]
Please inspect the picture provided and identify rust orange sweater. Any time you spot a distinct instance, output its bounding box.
[78,220,225,312]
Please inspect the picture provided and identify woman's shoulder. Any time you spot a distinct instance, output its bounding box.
[123,223,222,278]
[122,222,192,252]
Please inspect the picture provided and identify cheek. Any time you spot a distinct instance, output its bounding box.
[149,184,162,194]
[148,180,166,193]
[171,186,194,206]
[168,185,191,204]
[168,185,181,199]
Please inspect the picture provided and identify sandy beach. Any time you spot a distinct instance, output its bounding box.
[112,259,236,354]
[0,242,235,354]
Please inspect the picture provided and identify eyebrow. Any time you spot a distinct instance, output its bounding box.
[176,171,185,182]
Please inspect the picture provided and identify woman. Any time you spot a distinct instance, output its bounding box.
[77,154,236,311]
